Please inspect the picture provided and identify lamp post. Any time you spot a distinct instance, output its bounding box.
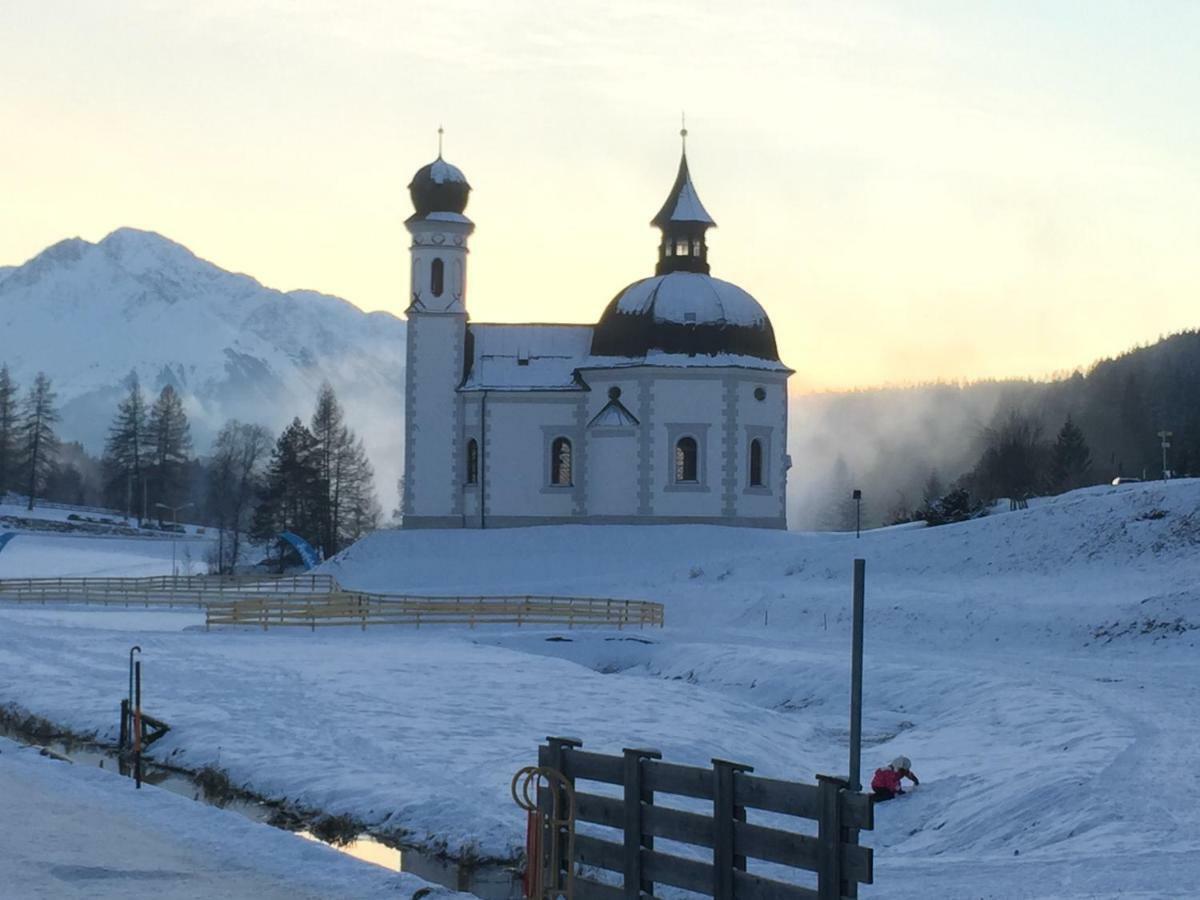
[154,502,194,577]
[852,489,862,538]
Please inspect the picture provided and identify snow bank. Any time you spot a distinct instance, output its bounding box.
[0,736,446,899]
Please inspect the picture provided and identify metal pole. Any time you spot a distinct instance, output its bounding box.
[849,559,865,791]
[128,645,140,721]
[134,659,142,789]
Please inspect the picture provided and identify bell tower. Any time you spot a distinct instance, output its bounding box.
[402,136,474,527]
[652,125,716,276]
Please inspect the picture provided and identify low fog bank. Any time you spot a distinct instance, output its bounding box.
[787,382,1020,530]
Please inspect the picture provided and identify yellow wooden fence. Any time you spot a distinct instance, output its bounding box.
[0,575,665,630]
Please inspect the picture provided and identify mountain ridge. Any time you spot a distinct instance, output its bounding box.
[0,227,406,508]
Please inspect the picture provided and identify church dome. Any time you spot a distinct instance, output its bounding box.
[590,272,780,361]
[408,157,471,217]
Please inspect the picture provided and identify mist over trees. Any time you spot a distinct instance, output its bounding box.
[793,329,1200,529]
[1,362,381,572]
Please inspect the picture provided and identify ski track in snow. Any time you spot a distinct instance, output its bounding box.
[0,479,1198,898]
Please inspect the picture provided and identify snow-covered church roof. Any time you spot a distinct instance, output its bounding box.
[460,324,592,391]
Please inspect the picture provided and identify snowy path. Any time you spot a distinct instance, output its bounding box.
[0,737,444,899]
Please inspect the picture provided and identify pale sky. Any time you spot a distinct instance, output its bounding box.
[2,1,1197,392]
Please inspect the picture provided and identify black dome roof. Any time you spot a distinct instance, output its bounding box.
[408,157,471,217]
[590,272,780,361]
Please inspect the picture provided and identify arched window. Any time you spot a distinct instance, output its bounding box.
[465,439,478,485]
[431,257,444,297]
[675,437,698,483]
[749,439,764,487]
[550,437,572,485]
[674,238,690,257]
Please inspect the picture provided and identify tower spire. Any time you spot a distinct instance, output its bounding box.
[437,125,444,158]
[680,111,687,154]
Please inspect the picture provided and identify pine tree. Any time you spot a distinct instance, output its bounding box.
[309,383,379,554]
[1049,415,1093,493]
[148,385,192,521]
[310,383,349,555]
[252,418,323,568]
[0,364,17,498]
[103,372,151,523]
[19,372,59,510]
[340,433,381,542]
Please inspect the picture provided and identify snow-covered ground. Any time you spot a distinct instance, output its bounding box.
[0,529,210,578]
[0,479,1197,898]
[0,736,445,899]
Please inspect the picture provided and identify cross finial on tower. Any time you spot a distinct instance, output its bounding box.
[437,125,444,157]
[680,112,688,153]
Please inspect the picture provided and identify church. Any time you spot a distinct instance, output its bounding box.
[401,136,793,529]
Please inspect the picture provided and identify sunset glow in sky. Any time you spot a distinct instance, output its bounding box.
[3,1,1197,392]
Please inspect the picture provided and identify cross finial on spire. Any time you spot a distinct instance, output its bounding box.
[437,125,444,157]
[680,112,688,153]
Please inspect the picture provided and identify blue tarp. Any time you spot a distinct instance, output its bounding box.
[279,532,322,570]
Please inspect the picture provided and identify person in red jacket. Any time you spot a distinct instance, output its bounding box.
[871,756,919,802]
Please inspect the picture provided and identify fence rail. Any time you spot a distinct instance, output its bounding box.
[0,575,665,630]
[537,737,872,900]
[0,574,338,607]
[205,592,664,631]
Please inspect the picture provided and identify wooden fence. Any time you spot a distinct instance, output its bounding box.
[0,575,665,630]
[0,574,338,607]
[205,593,665,631]
[536,737,872,900]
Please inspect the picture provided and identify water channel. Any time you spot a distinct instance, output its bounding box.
[0,721,523,899]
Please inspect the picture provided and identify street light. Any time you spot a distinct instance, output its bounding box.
[154,502,194,578]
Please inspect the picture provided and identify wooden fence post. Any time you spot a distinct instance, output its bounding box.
[712,758,754,900]
[543,736,582,894]
[623,747,662,900]
[816,774,846,900]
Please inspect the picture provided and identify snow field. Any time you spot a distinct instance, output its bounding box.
[0,479,1197,898]
[0,530,210,578]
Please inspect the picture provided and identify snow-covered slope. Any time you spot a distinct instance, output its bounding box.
[0,229,405,499]
[2,480,1198,898]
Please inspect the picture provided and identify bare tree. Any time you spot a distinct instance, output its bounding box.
[207,421,272,573]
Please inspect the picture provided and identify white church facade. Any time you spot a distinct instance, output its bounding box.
[401,141,792,529]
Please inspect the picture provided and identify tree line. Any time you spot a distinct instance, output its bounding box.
[0,364,379,571]
[814,328,1200,529]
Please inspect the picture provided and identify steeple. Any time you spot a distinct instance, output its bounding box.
[652,128,716,275]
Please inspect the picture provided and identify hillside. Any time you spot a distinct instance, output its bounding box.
[0,228,406,503]
[790,330,1200,529]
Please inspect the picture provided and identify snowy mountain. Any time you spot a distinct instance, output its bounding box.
[0,228,405,502]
